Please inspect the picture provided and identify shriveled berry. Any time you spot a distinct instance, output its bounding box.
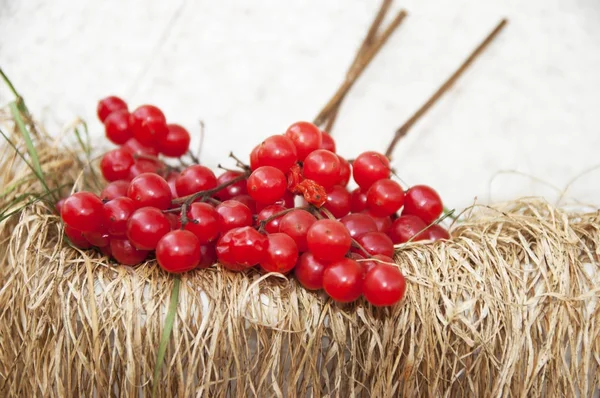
[156,230,201,273]
[127,173,172,210]
[216,226,268,270]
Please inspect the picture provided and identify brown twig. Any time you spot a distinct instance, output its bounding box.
[171,172,249,205]
[385,19,508,158]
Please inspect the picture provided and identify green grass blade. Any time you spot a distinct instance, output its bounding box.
[152,277,181,398]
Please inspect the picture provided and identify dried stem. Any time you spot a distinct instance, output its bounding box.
[172,172,249,205]
[385,19,508,158]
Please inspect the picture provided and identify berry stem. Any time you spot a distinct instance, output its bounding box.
[228,151,251,171]
[179,202,192,229]
[351,238,371,258]
[172,171,250,205]
[187,150,200,165]
[384,18,508,158]
[257,206,308,232]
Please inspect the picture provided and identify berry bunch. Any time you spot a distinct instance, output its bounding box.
[58,95,450,308]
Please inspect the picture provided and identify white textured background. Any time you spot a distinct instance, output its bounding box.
[1,0,600,210]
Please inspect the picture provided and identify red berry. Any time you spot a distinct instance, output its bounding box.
[337,156,351,186]
[131,105,168,146]
[350,188,368,213]
[126,207,171,250]
[175,165,217,198]
[110,238,149,266]
[160,124,191,158]
[356,231,394,257]
[360,254,395,277]
[123,137,159,157]
[216,226,268,270]
[323,185,351,219]
[184,202,220,244]
[256,204,286,233]
[101,180,130,201]
[302,149,340,190]
[306,219,351,262]
[278,209,317,252]
[127,173,172,210]
[319,131,336,153]
[230,194,256,214]
[340,213,377,239]
[285,121,322,161]
[426,224,450,241]
[104,110,133,144]
[55,198,66,215]
[364,210,393,233]
[388,215,428,244]
[294,252,327,290]
[100,148,135,182]
[166,171,179,198]
[64,224,92,249]
[165,212,180,230]
[247,166,287,205]
[214,171,247,201]
[260,233,299,274]
[352,151,390,190]
[215,200,253,233]
[366,179,405,217]
[83,231,110,247]
[97,96,128,122]
[198,244,217,269]
[322,258,363,303]
[250,145,260,170]
[156,230,201,273]
[103,197,136,237]
[256,135,298,172]
[402,185,443,224]
[256,190,295,212]
[128,159,161,179]
[61,192,106,233]
[363,264,406,307]
[99,244,112,257]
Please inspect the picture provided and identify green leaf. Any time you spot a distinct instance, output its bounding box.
[152,277,181,398]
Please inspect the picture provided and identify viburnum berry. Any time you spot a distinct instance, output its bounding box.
[104,110,133,145]
[198,243,217,269]
[337,156,351,186]
[230,194,256,214]
[61,192,106,233]
[250,145,260,170]
[184,202,220,244]
[255,190,295,213]
[247,166,287,205]
[216,226,268,271]
[128,159,162,180]
[175,165,217,198]
[165,213,180,230]
[64,224,92,249]
[97,96,128,122]
[366,179,405,217]
[350,188,368,213]
[294,252,328,290]
[356,231,394,257]
[260,233,299,274]
[83,231,110,247]
[285,121,322,161]
[101,180,130,201]
[131,105,168,146]
[214,170,247,201]
[127,173,172,210]
[340,213,378,239]
[110,238,149,266]
[103,197,136,237]
[302,149,340,190]
[156,230,201,273]
[99,244,112,257]
[352,151,390,190]
[278,209,317,252]
[363,263,406,307]
[426,224,450,241]
[364,210,393,233]
[100,148,135,182]
[323,185,351,218]
[256,204,286,233]
[320,131,336,153]
[160,123,191,158]
[166,171,179,198]
[256,134,298,173]
[306,219,351,262]
[360,254,395,277]
[123,137,159,157]
[388,215,428,244]
[402,185,443,224]
[322,258,363,303]
[126,207,171,250]
[215,199,253,233]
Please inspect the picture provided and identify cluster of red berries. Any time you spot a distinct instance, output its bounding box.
[57,95,450,307]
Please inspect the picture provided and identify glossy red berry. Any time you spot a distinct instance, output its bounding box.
[100,148,135,182]
[388,215,428,244]
[123,137,159,157]
[64,224,92,249]
[104,110,133,144]
[285,121,322,161]
[323,185,351,218]
[360,254,395,277]
[322,258,363,303]
[184,202,220,244]
[306,219,351,262]
[83,231,110,247]
[337,156,351,186]
[198,244,217,269]
[278,209,317,252]
[230,194,256,214]
[363,264,406,307]
[216,226,268,271]
[255,190,295,212]
[250,145,260,170]
[256,204,286,233]
[215,200,253,233]
[302,149,340,190]
[156,230,201,273]
[260,233,299,274]
[101,180,130,201]
[350,188,368,213]
[214,171,247,201]
[166,171,179,198]
[128,159,161,179]
[160,124,191,157]
[363,210,393,233]
[126,207,171,250]
[352,151,390,190]
[247,166,287,205]
[426,224,451,241]
[366,179,405,217]
[131,105,168,146]
[256,135,298,172]
[61,192,106,233]
[294,252,327,290]
[340,213,378,239]
[175,165,217,198]
[319,131,336,153]
[110,238,149,266]
[127,173,172,210]
[103,197,136,238]
[97,96,128,122]
[356,231,394,257]
[402,185,443,224]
